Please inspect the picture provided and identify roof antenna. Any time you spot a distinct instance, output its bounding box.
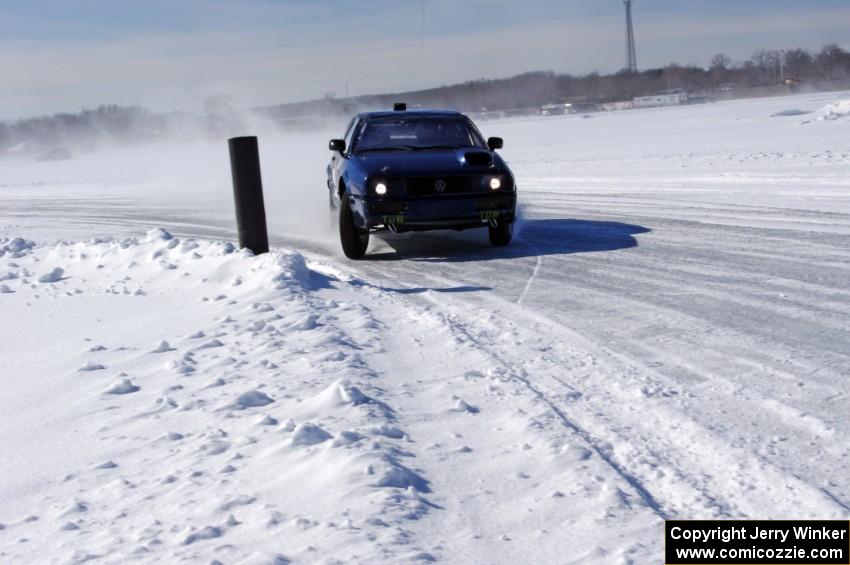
[393,102,407,111]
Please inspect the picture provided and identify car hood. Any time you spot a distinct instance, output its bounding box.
[353,149,506,177]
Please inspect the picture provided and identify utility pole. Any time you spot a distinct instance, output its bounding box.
[624,0,637,73]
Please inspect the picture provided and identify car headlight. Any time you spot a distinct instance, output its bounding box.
[374,182,388,196]
[489,177,502,190]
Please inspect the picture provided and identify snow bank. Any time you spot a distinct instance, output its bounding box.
[805,99,850,122]
[0,232,439,563]
[6,227,319,297]
[0,236,35,258]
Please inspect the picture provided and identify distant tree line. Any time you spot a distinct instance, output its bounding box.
[263,43,850,118]
[0,102,237,156]
[2,43,849,155]
[0,105,179,156]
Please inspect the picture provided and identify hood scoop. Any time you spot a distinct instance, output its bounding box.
[461,151,493,167]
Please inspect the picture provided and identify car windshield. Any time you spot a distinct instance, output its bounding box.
[353,116,485,152]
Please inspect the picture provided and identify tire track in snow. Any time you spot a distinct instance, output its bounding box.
[336,249,849,521]
[339,265,681,518]
[429,292,848,520]
[515,236,542,306]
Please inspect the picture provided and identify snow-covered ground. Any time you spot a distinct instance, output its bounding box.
[2,91,849,564]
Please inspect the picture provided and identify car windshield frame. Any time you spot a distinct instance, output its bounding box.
[351,115,487,153]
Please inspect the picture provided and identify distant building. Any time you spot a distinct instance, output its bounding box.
[633,91,688,108]
[600,101,634,112]
[539,103,574,116]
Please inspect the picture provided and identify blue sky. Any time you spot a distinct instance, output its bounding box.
[2,0,849,118]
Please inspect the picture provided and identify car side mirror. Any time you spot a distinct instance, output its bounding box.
[329,139,346,152]
[487,137,503,150]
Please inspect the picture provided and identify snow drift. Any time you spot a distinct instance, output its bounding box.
[805,98,850,122]
[0,231,439,563]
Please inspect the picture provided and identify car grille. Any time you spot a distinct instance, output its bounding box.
[405,176,478,197]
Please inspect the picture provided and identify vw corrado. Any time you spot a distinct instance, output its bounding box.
[326,105,517,259]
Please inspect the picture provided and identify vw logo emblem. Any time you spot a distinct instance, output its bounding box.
[434,179,447,193]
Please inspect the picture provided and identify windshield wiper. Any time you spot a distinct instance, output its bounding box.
[356,146,416,153]
[417,144,467,150]
[357,144,469,153]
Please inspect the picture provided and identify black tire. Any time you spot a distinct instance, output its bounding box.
[488,220,513,247]
[339,192,369,259]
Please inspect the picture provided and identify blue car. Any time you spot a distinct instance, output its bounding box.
[326,104,517,259]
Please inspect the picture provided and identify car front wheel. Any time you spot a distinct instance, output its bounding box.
[339,192,369,259]
[488,220,513,247]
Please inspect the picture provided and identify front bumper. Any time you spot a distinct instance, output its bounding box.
[354,193,517,232]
